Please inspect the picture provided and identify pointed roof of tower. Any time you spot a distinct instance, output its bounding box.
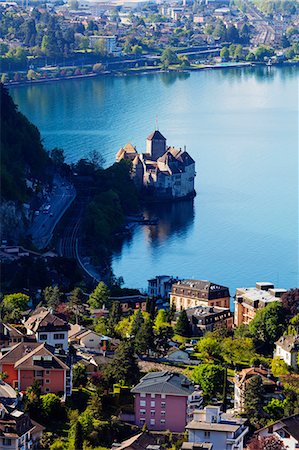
[147,130,166,141]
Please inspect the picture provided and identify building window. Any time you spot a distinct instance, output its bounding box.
[140,419,145,425]
[55,343,63,349]
[161,402,166,408]
[54,333,65,340]
[46,370,50,375]
[161,411,166,416]
[140,410,145,416]
[45,379,50,384]
[151,410,155,417]
[140,393,146,398]
[161,419,165,424]
[151,394,155,398]
[150,401,155,407]
[35,370,43,377]
[140,400,146,407]
[39,334,47,340]
[204,431,210,438]
[3,438,12,446]
[150,419,155,425]
[45,388,50,393]
[161,394,166,399]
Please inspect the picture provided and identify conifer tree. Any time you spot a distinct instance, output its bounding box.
[175,310,191,337]
[73,421,84,450]
[131,309,144,337]
[135,319,154,356]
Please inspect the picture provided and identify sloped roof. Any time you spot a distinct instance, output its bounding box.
[24,310,68,332]
[131,371,194,396]
[147,130,166,141]
[14,343,69,370]
[116,432,158,450]
[257,413,299,441]
[0,342,41,364]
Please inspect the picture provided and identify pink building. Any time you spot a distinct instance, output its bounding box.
[131,371,202,432]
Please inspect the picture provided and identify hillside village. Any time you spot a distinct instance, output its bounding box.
[1,274,299,449]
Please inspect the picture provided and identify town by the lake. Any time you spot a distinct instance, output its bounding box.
[0,0,298,448]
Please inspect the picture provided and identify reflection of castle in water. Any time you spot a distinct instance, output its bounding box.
[111,199,195,258]
[142,200,195,246]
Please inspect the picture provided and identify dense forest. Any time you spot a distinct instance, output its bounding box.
[0,83,50,201]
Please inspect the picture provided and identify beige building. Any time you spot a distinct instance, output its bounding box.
[170,280,230,311]
[234,282,286,327]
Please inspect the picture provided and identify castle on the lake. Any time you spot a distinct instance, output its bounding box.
[116,130,196,199]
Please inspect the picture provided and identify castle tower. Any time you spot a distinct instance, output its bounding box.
[146,130,166,160]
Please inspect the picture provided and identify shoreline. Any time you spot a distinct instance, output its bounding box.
[4,60,298,89]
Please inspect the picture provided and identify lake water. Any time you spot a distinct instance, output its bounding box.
[11,66,299,297]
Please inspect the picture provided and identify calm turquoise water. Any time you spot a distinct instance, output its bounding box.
[11,66,299,296]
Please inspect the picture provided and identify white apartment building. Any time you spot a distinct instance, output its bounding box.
[186,406,248,450]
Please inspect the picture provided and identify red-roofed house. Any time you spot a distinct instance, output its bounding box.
[23,308,69,351]
[0,343,71,397]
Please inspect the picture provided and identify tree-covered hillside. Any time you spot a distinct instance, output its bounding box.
[0,83,50,201]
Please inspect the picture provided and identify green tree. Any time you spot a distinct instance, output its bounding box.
[160,48,179,67]
[107,301,122,336]
[104,341,140,386]
[131,45,142,56]
[43,286,63,310]
[73,421,83,450]
[175,310,191,337]
[41,393,63,420]
[79,36,89,52]
[244,375,264,417]
[135,319,154,356]
[220,46,230,60]
[50,440,66,450]
[221,337,255,366]
[72,363,88,387]
[94,317,107,335]
[94,39,107,56]
[131,309,144,336]
[154,309,168,329]
[191,364,225,400]
[3,293,29,312]
[271,356,290,376]
[154,325,173,356]
[196,335,222,362]
[264,398,286,421]
[249,302,287,352]
[88,282,110,309]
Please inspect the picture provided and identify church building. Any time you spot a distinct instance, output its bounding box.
[116,130,196,199]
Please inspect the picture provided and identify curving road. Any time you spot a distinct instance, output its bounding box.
[29,175,76,250]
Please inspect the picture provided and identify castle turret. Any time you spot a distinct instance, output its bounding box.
[146,130,166,160]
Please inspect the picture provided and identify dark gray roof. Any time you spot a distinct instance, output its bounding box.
[131,371,194,396]
[147,130,166,141]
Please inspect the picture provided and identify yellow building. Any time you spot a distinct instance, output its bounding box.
[170,279,230,311]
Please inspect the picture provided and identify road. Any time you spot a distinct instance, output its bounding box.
[29,175,76,250]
